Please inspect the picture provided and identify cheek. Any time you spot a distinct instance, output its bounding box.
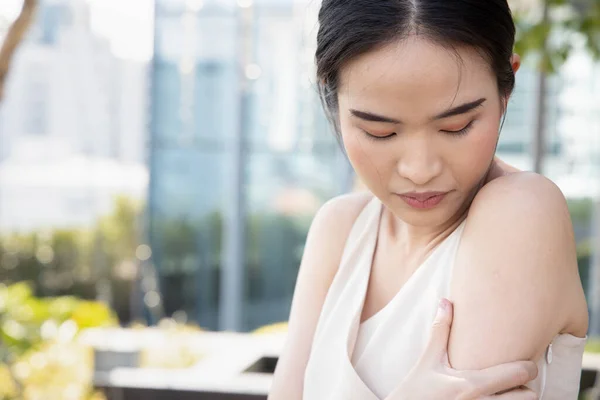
[474,119,500,155]
[342,130,388,183]
[343,132,372,172]
[455,122,499,182]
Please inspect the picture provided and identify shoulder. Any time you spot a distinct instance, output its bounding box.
[463,172,577,265]
[448,173,588,369]
[470,171,569,223]
[306,191,374,263]
[290,192,373,347]
[313,191,374,228]
[298,191,374,291]
[464,172,575,268]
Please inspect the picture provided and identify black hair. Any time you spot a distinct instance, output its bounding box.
[316,0,516,135]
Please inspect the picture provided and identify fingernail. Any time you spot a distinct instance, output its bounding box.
[440,298,450,311]
[435,298,449,320]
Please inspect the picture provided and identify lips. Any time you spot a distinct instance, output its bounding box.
[397,191,449,210]
[400,192,448,201]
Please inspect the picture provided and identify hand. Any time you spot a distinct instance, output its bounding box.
[385,299,538,400]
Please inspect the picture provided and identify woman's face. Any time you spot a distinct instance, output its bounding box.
[338,37,510,228]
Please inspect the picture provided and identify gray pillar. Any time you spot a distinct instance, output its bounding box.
[589,197,600,335]
[219,3,254,332]
[532,0,549,174]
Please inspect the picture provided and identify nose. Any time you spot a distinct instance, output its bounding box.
[396,136,443,186]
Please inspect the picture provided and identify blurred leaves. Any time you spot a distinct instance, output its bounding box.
[137,318,206,369]
[95,197,142,269]
[0,282,116,400]
[252,321,288,335]
[569,198,595,226]
[0,282,117,356]
[511,0,600,72]
[586,337,600,352]
[0,196,142,400]
[0,196,143,323]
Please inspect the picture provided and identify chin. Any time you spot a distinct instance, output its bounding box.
[401,210,454,228]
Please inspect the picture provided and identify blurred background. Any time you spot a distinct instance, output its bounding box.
[0,0,599,399]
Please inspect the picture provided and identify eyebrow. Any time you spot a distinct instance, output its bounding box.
[349,98,487,124]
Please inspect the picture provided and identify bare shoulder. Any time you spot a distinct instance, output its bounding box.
[292,190,374,309]
[306,191,374,276]
[448,173,588,370]
[472,171,569,218]
[315,191,374,225]
[466,173,579,283]
[268,192,373,400]
[466,173,579,291]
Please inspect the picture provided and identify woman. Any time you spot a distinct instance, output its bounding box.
[269,1,588,399]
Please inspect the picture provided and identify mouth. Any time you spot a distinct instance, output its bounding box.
[396,191,450,210]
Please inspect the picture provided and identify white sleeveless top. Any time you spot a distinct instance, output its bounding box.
[303,197,586,400]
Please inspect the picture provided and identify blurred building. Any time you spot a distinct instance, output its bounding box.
[0,0,149,231]
[0,138,147,231]
[500,56,600,192]
[148,0,349,331]
[498,66,564,175]
[554,49,600,198]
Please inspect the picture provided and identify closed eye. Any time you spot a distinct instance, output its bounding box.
[441,120,475,136]
[362,130,396,141]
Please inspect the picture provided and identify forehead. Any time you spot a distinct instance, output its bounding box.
[338,37,497,115]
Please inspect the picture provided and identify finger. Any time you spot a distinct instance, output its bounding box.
[478,387,538,400]
[422,298,453,364]
[467,361,538,396]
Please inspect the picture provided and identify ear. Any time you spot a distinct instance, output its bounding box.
[501,53,521,113]
[510,53,521,75]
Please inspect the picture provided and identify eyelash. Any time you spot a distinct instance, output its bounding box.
[362,131,396,141]
[362,120,475,141]
[442,120,475,137]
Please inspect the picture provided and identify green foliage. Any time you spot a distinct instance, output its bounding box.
[568,198,595,226]
[586,337,600,353]
[0,196,143,323]
[512,0,600,72]
[567,198,594,302]
[95,196,142,270]
[0,283,116,359]
[0,282,116,400]
[0,229,92,297]
[149,209,312,328]
[158,218,202,275]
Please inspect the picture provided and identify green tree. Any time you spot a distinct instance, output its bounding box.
[512,0,600,72]
[510,0,600,173]
[94,196,142,271]
[0,196,144,324]
[91,196,143,323]
[0,282,116,400]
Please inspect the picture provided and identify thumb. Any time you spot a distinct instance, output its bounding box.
[422,298,453,365]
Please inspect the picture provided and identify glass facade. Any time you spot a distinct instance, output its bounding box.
[498,66,563,172]
[149,0,348,331]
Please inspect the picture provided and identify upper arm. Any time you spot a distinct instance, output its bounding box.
[448,173,588,372]
[268,193,372,400]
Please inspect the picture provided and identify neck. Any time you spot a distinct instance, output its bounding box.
[382,208,466,256]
